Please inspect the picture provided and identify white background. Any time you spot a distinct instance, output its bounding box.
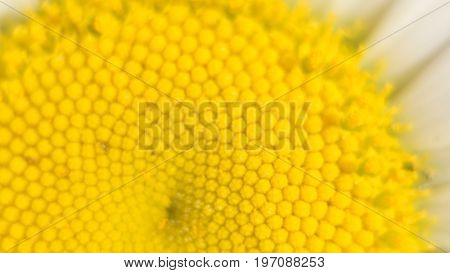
[0,253,449,273]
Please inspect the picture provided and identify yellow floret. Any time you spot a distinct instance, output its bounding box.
[0,0,430,253]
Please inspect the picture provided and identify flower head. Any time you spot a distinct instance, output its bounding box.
[0,0,438,252]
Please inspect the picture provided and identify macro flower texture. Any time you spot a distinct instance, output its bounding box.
[0,0,449,253]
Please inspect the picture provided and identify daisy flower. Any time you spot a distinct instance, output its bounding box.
[0,0,448,252]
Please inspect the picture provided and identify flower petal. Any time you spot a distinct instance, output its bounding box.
[363,0,450,81]
[328,0,391,24]
[394,46,450,150]
[426,186,450,249]
[395,45,450,250]
[394,45,450,183]
[0,0,37,17]
[305,0,328,15]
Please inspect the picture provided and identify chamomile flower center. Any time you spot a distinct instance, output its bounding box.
[0,0,429,252]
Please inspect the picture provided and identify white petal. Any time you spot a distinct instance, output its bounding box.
[426,186,450,250]
[394,46,450,151]
[306,0,329,15]
[428,149,450,182]
[395,45,450,248]
[0,0,37,17]
[363,0,450,81]
[328,0,391,24]
[394,45,450,185]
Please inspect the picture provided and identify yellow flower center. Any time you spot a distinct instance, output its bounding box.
[0,0,429,252]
